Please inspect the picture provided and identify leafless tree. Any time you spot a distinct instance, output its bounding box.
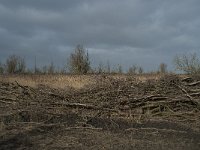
[174,53,200,74]
[0,62,4,74]
[48,62,55,74]
[128,65,138,74]
[6,55,26,74]
[42,65,48,74]
[117,64,123,74]
[138,66,144,74]
[106,60,111,73]
[159,63,167,74]
[97,62,104,74]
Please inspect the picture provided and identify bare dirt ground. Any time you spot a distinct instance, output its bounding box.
[0,74,200,150]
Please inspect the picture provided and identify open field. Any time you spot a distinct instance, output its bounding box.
[0,74,200,150]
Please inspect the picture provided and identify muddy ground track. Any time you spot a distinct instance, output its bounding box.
[0,75,200,149]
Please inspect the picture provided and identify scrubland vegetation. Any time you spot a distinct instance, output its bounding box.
[1,45,200,76]
[0,46,200,149]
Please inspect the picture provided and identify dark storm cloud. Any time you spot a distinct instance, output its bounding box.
[0,0,200,71]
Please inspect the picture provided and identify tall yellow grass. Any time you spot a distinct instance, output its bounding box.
[0,75,96,89]
[0,74,174,89]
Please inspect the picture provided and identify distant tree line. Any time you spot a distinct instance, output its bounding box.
[0,45,199,75]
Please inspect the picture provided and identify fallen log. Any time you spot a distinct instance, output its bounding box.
[190,92,200,96]
[0,96,17,102]
[181,77,192,82]
[49,92,65,99]
[174,84,200,107]
[43,102,118,112]
[187,81,200,86]
[0,100,15,104]
[64,127,103,131]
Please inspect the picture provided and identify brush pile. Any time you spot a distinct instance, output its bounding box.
[0,74,200,149]
[0,74,200,126]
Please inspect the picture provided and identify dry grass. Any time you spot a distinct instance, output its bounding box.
[0,74,186,90]
[0,74,159,89]
[0,74,96,89]
[109,74,163,83]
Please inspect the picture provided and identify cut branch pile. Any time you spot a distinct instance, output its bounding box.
[0,74,200,128]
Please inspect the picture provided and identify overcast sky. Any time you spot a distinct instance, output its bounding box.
[0,0,200,71]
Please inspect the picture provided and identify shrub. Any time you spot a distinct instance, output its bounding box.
[67,45,91,74]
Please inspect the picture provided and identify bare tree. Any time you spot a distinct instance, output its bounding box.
[106,60,111,73]
[0,62,4,74]
[60,68,66,74]
[174,53,200,74]
[138,67,144,74]
[159,63,167,74]
[117,64,123,74]
[97,62,104,74]
[6,55,17,73]
[42,65,48,74]
[35,67,42,74]
[48,61,55,74]
[128,65,138,74]
[68,45,91,74]
[6,55,26,74]
[17,57,26,73]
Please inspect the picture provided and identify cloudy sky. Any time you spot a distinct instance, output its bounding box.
[0,0,200,71]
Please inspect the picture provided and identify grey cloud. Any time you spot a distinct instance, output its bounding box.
[0,0,83,11]
[0,0,200,71]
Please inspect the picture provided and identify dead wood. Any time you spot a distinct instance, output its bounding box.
[190,92,200,96]
[0,100,15,104]
[0,74,200,149]
[64,127,103,131]
[125,127,187,134]
[15,81,28,90]
[45,104,118,113]
[48,92,66,99]
[181,77,192,82]
[0,96,17,102]
[187,81,200,86]
[174,84,199,105]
